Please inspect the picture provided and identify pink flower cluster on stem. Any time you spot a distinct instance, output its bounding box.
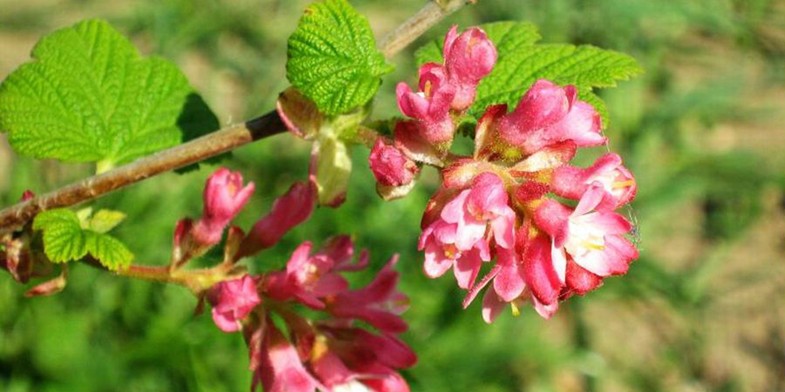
[207,235,415,391]
[372,26,639,323]
[368,26,497,200]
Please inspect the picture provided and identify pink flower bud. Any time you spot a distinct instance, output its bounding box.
[498,79,605,155]
[239,181,315,257]
[192,168,255,246]
[21,190,35,201]
[369,138,419,187]
[396,64,456,144]
[443,25,497,110]
[208,275,261,333]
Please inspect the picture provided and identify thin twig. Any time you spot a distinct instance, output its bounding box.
[0,0,475,236]
[378,0,475,58]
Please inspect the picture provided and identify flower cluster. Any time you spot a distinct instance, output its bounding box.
[174,169,414,390]
[369,26,638,322]
[209,237,414,392]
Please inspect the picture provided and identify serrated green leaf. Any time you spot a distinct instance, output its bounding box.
[473,43,641,119]
[414,21,642,126]
[33,207,133,270]
[0,19,218,168]
[286,0,393,115]
[33,209,87,263]
[86,209,126,234]
[84,232,133,271]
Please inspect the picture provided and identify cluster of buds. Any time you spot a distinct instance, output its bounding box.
[179,169,414,391]
[208,236,414,392]
[369,26,638,322]
[173,168,314,266]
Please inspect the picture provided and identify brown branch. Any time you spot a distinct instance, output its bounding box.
[0,0,475,236]
[0,112,285,235]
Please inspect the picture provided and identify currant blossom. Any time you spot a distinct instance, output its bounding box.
[551,152,637,210]
[396,63,456,145]
[192,168,255,246]
[374,25,639,323]
[442,25,497,110]
[495,79,605,156]
[369,138,419,187]
[264,241,349,309]
[239,238,414,391]
[253,320,322,392]
[419,172,515,290]
[208,275,261,333]
[311,326,415,392]
[535,186,639,284]
[328,255,409,334]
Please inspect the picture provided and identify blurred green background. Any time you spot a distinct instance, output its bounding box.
[1,0,784,391]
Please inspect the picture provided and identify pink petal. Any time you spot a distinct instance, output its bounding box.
[492,248,526,302]
[532,295,559,319]
[521,233,562,305]
[533,199,571,246]
[481,289,507,324]
[549,101,605,148]
[565,260,603,295]
[585,211,633,235]
[462,264,501,308]
[453,248,483,289]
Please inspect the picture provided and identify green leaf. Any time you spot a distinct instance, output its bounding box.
[33,209,88,263]
[85,209,126,234]
[0,19,218,169]
[33,208,133,270]
[83,232,134,271]
[414,21,642,125]
[286,0,393,115]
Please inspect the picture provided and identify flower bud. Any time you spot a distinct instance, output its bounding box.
[192,168,255,246]
[443,25,497,110]
[369,138,419,187]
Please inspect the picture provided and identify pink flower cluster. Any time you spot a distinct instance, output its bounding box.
[176,169,414,390]
[208,236,414,392]
[369,26,639,322]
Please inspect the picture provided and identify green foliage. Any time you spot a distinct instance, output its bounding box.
[0,19,217,171]
[33,208,133,271]
[415,21,642,125]
[286,0,393,116]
